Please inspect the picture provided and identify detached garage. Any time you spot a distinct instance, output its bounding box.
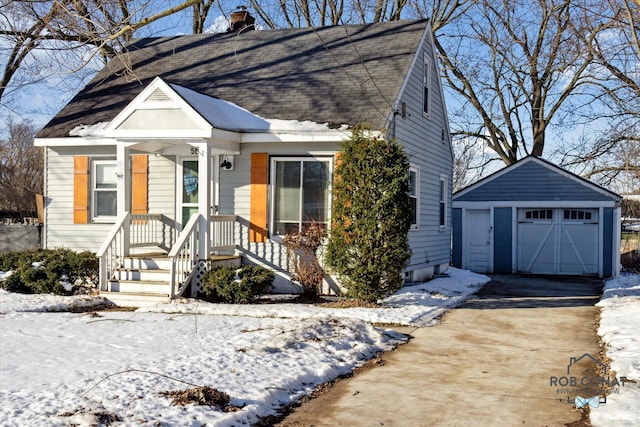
[452,156,622,278]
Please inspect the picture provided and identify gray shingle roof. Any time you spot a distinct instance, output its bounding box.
[37,20,428,138]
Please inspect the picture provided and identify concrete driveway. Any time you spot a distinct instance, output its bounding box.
[277,275,603,426]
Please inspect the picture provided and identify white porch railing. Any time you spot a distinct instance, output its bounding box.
[210,214,237,252]
[129,213,175,250]
[98,213,239,298]
[97,213,176,291]
[97,212,130,291]
[168,213,200,299]
[169,214,238,298]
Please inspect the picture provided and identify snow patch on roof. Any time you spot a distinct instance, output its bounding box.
[266,119,350,133]
[68,122,109,137]
[170,83,269,132]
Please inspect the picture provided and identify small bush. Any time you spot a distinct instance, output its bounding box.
[283,221,326,298]
[0,248,98,295]
[202,265,274,304]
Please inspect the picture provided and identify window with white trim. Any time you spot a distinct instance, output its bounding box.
[409,167,419,228]
[439,174,447,229]
[92,160,117,221]
[525,209,553,220]
[563,209,594,221]
[423,53,431,116]
[271,157,332,236]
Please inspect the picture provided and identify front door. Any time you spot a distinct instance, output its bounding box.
[464,209,492,273]
[180,158,199,228]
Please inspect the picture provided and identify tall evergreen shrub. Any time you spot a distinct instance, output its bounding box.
[326,127,412,302]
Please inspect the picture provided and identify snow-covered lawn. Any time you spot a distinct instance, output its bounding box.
[0,268,488,426]
[3,267,637,426]
[590,273,640,427]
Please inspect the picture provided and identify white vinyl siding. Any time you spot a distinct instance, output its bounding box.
[217,143,339,276]
[393,36,453,272]
[148,154,176,223]
[43,149,177,252]
[44,147,115,251]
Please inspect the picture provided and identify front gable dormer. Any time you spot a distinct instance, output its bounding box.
[104,77,269,140]
[105,77,214,139]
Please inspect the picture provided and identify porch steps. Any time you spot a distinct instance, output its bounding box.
[103,255,172,308]
[101,254,242,308]
[101,291,171,307]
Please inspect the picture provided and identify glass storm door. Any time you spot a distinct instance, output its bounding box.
[181,159,199,228]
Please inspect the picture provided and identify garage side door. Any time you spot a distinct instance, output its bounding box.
[517,208,599,275]
[464,209,491,273]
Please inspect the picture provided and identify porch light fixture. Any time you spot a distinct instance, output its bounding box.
[221,155,234,170]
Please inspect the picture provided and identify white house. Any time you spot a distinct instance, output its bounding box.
[34,15,454,305]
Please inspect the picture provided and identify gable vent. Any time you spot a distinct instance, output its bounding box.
[146,89,171,102]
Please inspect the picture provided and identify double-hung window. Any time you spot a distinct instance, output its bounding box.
[272,157,331,236]
[423,53,431,116]
[439,174,447,229]
[409,167,419,228]
[92,160,117,221]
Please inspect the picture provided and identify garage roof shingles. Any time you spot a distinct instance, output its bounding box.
[37,20,428,138]
[453,157,621,203]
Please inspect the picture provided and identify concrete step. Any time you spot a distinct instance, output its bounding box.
[209,255,242,268]
[120,256,173,270]
[114,268,171,282]
[108,280,171,295]
[102,254,243,308]
[101,291,170,307]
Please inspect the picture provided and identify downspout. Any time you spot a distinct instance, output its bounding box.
[613,199,623,277]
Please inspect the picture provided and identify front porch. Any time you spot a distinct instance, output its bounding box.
[97,213,250,306]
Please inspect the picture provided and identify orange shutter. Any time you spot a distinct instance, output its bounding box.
[250,153,268,243]
[334,152,343,170]
[73,156,89,224]
[131,155,148,215]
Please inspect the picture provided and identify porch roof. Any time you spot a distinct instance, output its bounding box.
[169,83,269,133]
[36,19,429,139]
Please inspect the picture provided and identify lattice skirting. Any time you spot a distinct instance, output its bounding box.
[191,260,209,296]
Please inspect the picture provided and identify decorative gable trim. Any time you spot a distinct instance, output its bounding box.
[104,77,213,138]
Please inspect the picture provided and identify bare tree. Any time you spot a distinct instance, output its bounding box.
[557,0,640,191]
[1,0,201,111]
[0,120,42,213]
[428,0,608,167]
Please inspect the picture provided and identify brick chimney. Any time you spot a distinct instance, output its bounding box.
[228,6,255,32]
